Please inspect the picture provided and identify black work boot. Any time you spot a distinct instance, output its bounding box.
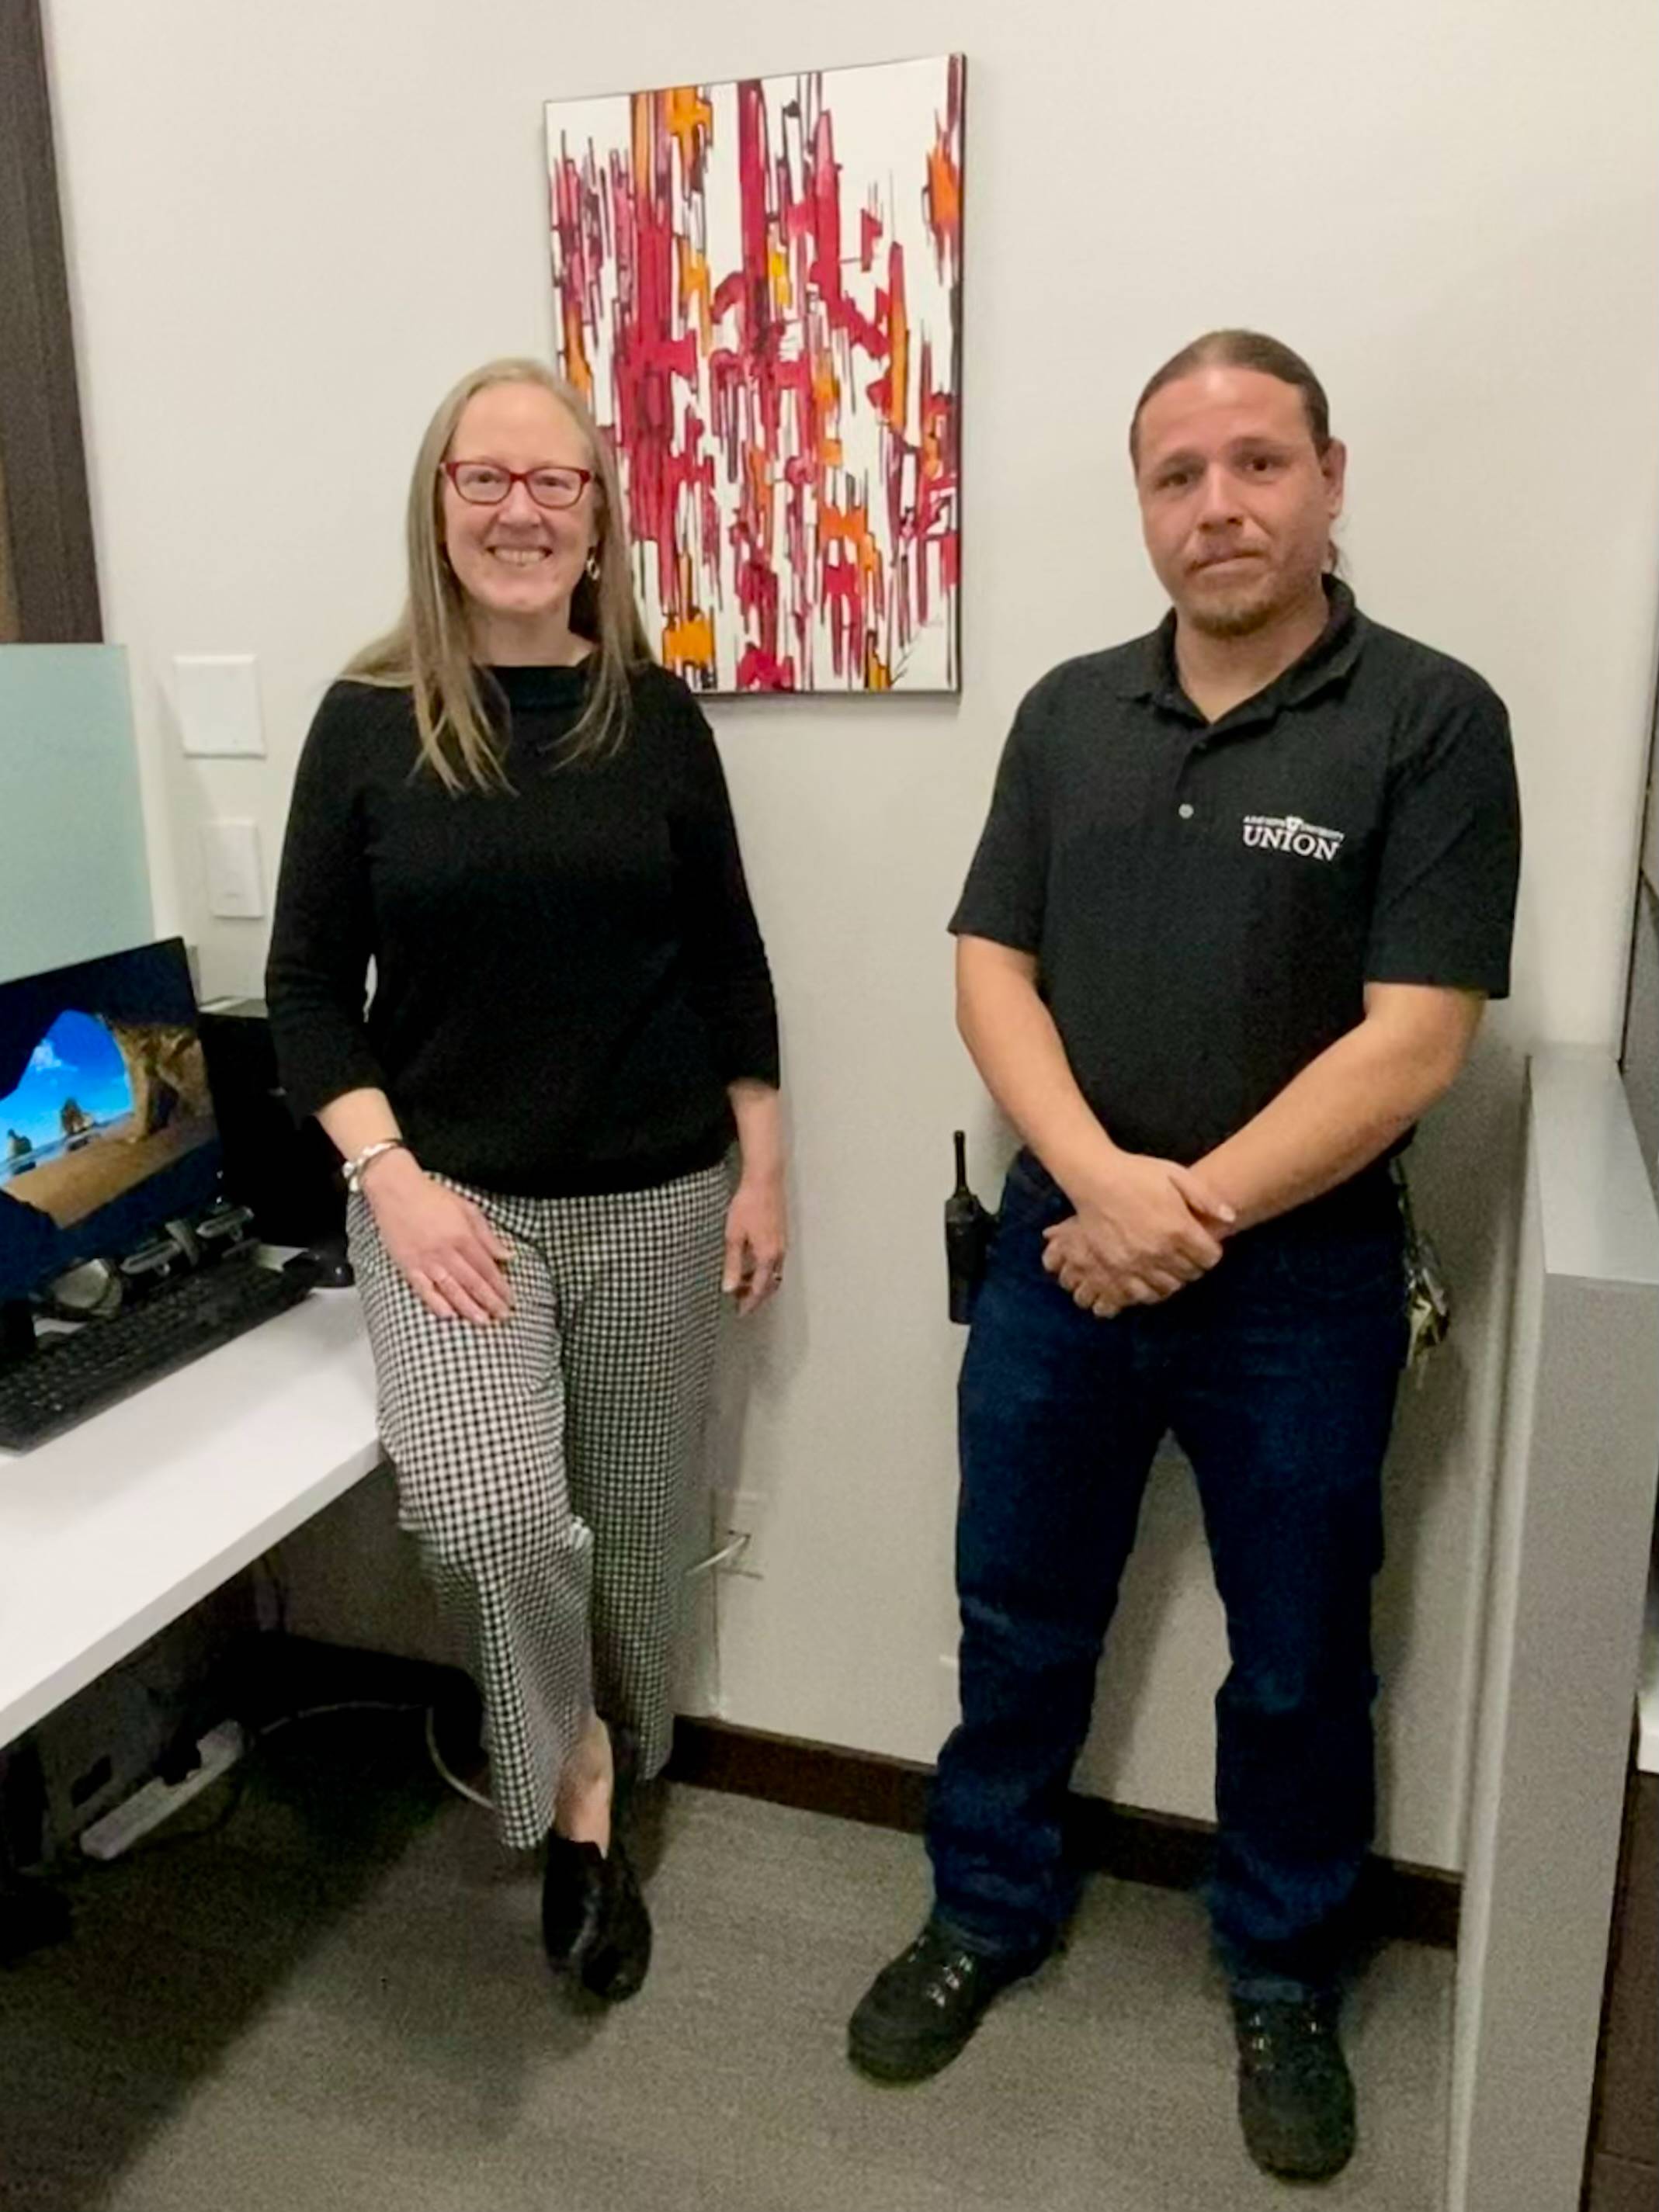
[848,1920,1044,2083]
[1233,1994,1356,2181]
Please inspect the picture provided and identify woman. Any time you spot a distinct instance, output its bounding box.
[266,357,784,2002]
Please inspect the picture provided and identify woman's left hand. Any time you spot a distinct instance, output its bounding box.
[723,1170,788,1315]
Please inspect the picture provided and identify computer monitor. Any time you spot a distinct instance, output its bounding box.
[0,938,223,1304]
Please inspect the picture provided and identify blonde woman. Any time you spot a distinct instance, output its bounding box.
[266,359,784,2001]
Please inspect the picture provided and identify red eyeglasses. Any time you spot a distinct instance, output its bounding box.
[440,460,595,511]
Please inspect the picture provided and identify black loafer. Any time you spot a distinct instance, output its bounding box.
[848,1920,1045,2082]
[1234,1995,1356,2181]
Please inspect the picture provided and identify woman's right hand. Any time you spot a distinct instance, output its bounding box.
[361,1149,513,1323]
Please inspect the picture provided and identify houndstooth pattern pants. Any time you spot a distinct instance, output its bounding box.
[347,1164,727,1851]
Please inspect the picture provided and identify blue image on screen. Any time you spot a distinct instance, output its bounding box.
[0,939,223,1302]
[2,1012,134,1165]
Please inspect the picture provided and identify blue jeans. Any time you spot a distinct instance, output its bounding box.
[928,1150,1408,1999]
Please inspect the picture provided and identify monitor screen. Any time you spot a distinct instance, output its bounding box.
[0,938,222,1302]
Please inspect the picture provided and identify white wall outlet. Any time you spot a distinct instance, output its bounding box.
[174,654,265,757]
[201,819,265,918]
[710,1488,769,1579]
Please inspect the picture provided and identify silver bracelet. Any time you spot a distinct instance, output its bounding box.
[342,1137,408,1194]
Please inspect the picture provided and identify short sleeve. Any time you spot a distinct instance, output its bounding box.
[949,698,1046,951]
[1365,682,1521,998]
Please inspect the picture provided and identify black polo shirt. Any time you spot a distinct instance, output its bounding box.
[950,581,1520,1165]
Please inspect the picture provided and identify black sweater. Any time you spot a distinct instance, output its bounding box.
[265,660,779,1197]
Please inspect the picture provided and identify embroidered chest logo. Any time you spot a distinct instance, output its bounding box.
[1241,813,1345,862]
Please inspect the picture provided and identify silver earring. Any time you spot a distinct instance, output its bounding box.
[585,548,602,582]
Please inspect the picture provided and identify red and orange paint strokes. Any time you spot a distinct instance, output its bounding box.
[547,56,964,694]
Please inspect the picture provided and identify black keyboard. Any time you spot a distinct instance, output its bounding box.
[0,1257,314,1451]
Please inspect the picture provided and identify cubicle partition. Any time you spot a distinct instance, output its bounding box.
[1449,1050,1659,2212]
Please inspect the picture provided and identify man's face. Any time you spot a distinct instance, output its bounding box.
[1133,366,1345,638]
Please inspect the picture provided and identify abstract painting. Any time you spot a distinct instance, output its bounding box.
[546,55,964,693]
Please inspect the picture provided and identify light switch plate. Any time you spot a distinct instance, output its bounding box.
[201,820,265,919]
[175,654,265,757]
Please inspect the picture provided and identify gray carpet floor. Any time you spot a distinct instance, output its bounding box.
[0,1717,1450,2212]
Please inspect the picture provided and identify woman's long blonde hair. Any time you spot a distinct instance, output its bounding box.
[346,358,652,791]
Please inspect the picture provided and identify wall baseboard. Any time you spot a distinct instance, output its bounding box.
[666,1718,1461,1951]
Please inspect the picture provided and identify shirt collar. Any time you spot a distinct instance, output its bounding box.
[1118,577,1366,727]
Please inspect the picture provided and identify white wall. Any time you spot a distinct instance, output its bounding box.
[43,0,1659,1867]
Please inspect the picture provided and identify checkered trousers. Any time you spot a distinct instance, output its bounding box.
[347,1163,727,1851]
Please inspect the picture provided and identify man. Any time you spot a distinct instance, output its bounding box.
[847,331,1520,2183]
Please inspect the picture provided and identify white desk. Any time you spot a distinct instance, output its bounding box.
[0,1289,378,1749]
